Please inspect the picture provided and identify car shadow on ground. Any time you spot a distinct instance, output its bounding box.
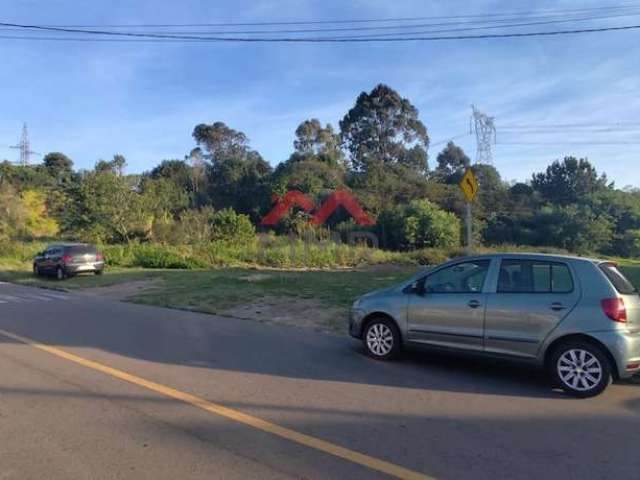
[350,342,563,396]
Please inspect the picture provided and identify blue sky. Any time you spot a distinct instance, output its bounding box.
[1,0,639,186]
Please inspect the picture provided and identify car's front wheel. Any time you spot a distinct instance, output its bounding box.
[33,264,40,276]
[363,317,401,360]
[549,340,612,397]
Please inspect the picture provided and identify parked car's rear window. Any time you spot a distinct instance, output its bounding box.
[65,245,97,255]
[498,260,573,293]
[599,263,636,295]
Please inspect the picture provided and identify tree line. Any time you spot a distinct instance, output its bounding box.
[1,83,639,257]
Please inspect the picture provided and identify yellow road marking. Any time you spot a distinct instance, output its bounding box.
[0,328,432,480]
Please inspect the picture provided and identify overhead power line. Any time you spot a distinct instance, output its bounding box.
[1,22,640,42]
[430,133,471,148]
[23,3,640,27]
[1,10,634,35]
[6,12,631,39]
[323,13,640,39]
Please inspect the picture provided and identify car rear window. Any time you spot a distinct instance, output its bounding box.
[66,245,97,255]
[599,263,637,295]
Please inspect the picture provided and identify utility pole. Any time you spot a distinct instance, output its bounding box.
[470,105,496,165]
[10,123,39,166]
[465,202,472,255]
[459,168,479,255]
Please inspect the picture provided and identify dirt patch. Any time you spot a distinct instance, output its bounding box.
[221,295,346,334]
[81,279,161,301]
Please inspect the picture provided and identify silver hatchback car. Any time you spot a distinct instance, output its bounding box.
[349,253,640,397]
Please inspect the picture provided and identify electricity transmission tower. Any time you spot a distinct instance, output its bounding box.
[10,123,39,166]
[470,105,496,165]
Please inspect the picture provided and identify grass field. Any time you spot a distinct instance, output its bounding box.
[0,263,420,309]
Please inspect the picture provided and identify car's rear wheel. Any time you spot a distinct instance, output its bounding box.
[56,266,66,281]
[549,340,612,397]
[363,317,401,360]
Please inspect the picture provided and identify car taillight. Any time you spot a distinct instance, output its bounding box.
[96,253,103,261]
[601,298,627,323]
[62,254,73,264]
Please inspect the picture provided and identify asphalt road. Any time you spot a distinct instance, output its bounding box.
[1,281,639,480]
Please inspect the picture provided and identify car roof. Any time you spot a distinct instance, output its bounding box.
[454,252,604,265]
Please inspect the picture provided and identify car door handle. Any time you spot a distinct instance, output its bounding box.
[468,300,482,309]
[550,302,567,311]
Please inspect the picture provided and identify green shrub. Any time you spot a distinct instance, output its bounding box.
[196,241,257,267]
[100,244,136,267]
[210,208,255,243]
[402,200,461,249]
[131,244,206,269]
[172,207,255,245]
[377,200,461,250]
[0,240,46,262]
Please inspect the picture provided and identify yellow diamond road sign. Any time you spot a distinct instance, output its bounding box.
[459,168,479,202]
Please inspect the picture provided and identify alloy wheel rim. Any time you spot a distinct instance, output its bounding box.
[557,349,602,391]
[366,323,394,356]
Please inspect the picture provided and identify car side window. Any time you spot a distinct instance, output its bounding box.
[551,264,573,293]
[423,260,490,294]
[498,260,573,293]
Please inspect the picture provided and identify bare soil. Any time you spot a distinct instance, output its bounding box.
[81,279,161,301]
[220,295,345,333]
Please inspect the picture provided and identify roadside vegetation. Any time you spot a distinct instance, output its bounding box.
[2,83,640,261]
[1,83,639,331]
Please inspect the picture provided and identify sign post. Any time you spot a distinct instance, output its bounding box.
[459,168,479,255]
